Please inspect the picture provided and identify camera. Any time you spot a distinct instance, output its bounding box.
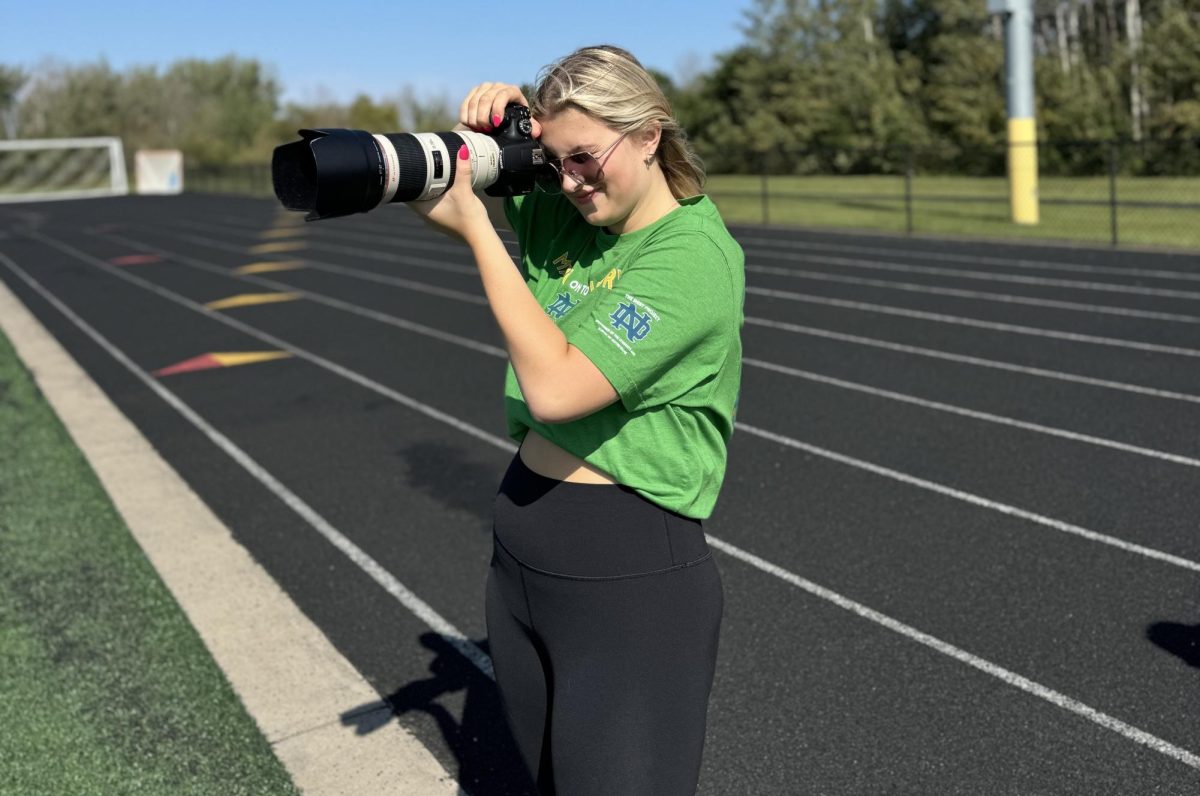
[272,103,546,221]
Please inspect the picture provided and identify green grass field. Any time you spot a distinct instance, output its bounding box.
[0,330,298,796]
[705,174,1200,250]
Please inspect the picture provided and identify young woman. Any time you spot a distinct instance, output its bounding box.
[409,44,745,795]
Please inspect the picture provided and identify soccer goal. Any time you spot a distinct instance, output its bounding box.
[0,137,129,203]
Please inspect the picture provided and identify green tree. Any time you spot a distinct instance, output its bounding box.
[883,0,1005,173]
[393,85,455,131]
[0,65,26,138]
[162,56,280,165]
[1141,0,1200,172]
[17,61,125,139]
[347,94,399,131]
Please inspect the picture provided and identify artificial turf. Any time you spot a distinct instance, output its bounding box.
[0,328,298,795]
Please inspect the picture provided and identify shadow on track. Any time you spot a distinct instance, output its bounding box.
[341,633,536,796]
[396,440,507,524]
[1146,621,1200,668]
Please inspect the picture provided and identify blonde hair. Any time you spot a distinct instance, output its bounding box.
[530,45,705,200]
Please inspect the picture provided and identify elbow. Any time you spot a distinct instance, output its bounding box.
[526,394,573,425]
[527,403,565,426]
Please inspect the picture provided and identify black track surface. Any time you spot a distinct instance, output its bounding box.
[2,194,1198,795]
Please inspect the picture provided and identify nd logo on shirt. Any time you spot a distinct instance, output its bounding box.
[610,301,652,342]
[543,250,622,320]
[546,292,578,319]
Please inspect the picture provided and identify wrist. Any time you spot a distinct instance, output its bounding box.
[462,219,500,251]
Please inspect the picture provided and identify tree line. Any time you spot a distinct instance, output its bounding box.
[2,0,1197,177]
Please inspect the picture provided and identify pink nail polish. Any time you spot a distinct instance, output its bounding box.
[492,114,502,128]
[458,144,469,160]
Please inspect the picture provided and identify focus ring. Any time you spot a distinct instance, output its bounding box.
[386,134,429,202]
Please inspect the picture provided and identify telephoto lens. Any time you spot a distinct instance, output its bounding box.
[272,103,547,221]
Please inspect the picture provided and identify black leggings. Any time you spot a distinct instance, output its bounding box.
[485,452,724,795]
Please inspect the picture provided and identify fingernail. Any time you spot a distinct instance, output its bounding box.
[492,114,502,128]
[458,144,469,160]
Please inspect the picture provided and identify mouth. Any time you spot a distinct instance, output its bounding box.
[570,187,600,206]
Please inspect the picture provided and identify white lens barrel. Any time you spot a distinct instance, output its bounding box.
[455,132,501,194]
[372,130,501,204]
[410,133,452,201]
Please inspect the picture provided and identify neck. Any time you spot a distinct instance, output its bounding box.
[604,173,680,235]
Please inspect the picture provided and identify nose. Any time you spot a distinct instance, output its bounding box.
[561,169,585,192]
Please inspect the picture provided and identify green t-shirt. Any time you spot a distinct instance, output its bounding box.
[503,190,745,519]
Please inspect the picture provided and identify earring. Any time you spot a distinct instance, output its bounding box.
[644,153,655,166]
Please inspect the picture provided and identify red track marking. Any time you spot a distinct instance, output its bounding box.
[153,354,223,377]
[110,254,163,266]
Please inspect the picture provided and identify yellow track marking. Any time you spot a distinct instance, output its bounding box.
[211,351,293,368]
[259,228,305,239]
[205,292,301,310]
[236,261,306,275]
[249,241,306,254]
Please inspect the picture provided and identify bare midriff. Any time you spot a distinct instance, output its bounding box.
[518,429,618,484]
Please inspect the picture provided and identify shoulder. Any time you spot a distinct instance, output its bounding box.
[632,196,744,287]
[645,197,741,259]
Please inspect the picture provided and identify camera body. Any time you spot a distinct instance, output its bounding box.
[484,103,545,196]
[272,103,546,221]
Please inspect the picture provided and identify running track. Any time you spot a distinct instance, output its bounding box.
[2,194,1198,794]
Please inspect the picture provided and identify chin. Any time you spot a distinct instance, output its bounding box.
[573,193,619,225]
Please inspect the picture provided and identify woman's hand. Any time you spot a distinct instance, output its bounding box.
[410,82,541,242]
[407,144,492,244]
[459,82,542,138]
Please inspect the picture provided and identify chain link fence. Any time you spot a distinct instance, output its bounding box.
[184,138,1200,250]
[186,163,273,198]
[704,137,1200,250]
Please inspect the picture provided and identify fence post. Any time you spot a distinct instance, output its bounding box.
[1108,139,1119,247]
[904,148,914,235]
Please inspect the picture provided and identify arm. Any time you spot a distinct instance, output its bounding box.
[410,139,618,424]
[464,228,618,423]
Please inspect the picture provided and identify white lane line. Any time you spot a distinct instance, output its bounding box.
[173,218,521,271]
[745,248,1200,300]
[31,232,516,455]
[734,234,1200,284]
[743,266,1200,323]
[202,214,523,253]
[156,228,490,302]
[705,535,1200,773]
[747,286,1200,358]
[176,231,1197,468]
[168,225,482,278]
[160,219,1200,360]
[104,233,505,358]
[113,229,1200,466]
[734,422,1200,574]
[0,250,497,682]
[743,357,1200,468]
[89,229,1200,575]
[122,227,1200,406]
[744,316,1200,405]
[17,233,1200,772]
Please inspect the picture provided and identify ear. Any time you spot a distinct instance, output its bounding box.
[638,122,662,158]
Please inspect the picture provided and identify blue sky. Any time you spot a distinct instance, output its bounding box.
[2,1,755,107]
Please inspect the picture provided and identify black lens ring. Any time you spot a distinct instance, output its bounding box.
[434,132,465,194]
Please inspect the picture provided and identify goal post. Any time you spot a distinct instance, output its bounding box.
[0,137,129,203]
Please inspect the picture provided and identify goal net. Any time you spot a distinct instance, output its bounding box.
[0,137,129,203]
